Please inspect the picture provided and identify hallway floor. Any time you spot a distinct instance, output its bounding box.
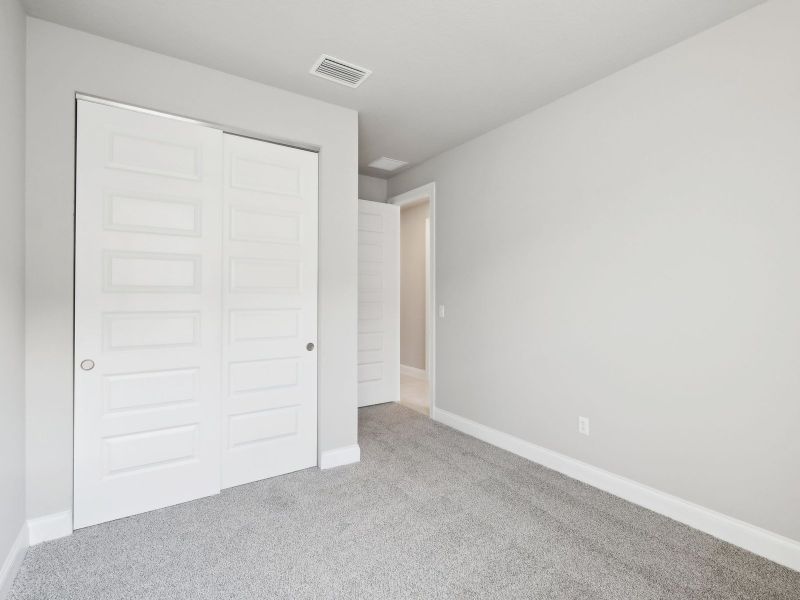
[399,373,429,415]
[11,404,800,599]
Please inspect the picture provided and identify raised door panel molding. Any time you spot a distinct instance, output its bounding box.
[103,368,199,414]
[104,193,201,236]
[229,258,301,293]
[103,424,199,477]
[228,358,300,395]
[103,251,201,293]
[230,155,300,196]
[229,207,302,244]
[103,311,201,350]
[230,309,300,343]
[107,132,201,180]
[228,406,300,449]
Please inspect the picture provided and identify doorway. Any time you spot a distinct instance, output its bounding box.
[398,200,429,414]
[389,183,436,418]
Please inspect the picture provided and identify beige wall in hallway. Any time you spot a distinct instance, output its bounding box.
[400,202,429,370]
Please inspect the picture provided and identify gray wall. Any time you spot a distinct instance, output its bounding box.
[400,202,429,370]
[358,174,388,203]
[0,0,27,574]
[26,18,358,520]
[389,0,800,541]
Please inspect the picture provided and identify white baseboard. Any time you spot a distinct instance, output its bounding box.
[319,444,361,470]
[27,511,72,546]
[434,408,800,573]
[400,364,427,380]
[0,524,28,599]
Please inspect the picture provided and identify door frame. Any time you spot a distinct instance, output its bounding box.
[389,182,437,418]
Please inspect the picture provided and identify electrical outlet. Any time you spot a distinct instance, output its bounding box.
[578,416,590,436]
[438,304,446,318]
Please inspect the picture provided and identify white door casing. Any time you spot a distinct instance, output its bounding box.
[425,216,431,376]
[358,200,400,407]
[74,101,224,528]
[221,134,318,488]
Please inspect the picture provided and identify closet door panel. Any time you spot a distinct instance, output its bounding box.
[74,101,224,528]
[221,134,318,489]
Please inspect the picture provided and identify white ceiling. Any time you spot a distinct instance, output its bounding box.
[23,0,764,177]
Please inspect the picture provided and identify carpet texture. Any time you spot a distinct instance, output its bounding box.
[11,404,800,599]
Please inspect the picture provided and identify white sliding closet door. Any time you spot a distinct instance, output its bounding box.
[74,100,224,528]
[221,134,318,488]
[358,200,400,407]
[75,101,319,527]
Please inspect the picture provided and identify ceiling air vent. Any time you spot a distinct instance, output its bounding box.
[368,157,408,171]
[310,54,372,88]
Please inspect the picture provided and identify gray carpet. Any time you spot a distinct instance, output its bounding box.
[11,403,800,599]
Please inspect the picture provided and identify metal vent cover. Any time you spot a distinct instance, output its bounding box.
[310,54,372,88]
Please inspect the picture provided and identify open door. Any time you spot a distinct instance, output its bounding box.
[357,200,400,407]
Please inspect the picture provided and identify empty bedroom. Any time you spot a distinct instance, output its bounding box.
[1,0,799,598]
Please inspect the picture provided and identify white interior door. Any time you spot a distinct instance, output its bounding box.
[74,100,224,528]
[221,134,318,488]
[358,200,400,407]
